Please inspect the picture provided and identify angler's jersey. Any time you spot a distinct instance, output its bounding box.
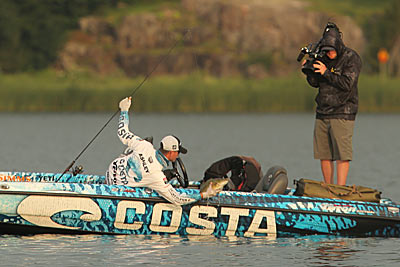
[106,111,201,205]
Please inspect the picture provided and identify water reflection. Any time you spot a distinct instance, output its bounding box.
[1,234,399,266]
[312,239,361,266]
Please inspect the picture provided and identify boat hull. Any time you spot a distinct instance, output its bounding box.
[1,172,400,237]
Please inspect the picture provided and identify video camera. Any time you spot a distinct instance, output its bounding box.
[296,43,327,76]
[297,22,340,76]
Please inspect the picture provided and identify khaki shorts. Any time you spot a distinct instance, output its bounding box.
[313,118,354,161]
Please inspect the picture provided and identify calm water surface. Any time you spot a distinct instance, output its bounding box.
[0,113,400,266]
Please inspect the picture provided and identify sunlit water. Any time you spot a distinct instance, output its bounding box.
[1,234,400,266]
[1,113,400,266]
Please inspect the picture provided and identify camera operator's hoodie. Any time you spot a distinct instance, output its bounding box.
[306,26,362,120]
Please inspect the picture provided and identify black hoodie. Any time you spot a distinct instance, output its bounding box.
[306,24,362,120]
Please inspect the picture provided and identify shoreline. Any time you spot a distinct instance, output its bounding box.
[1,71,399,113]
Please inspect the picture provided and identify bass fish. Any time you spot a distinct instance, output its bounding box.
[200,178,229,193]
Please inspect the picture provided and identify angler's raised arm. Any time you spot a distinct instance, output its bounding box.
[117,97,137,146]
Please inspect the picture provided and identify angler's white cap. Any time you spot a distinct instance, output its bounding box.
[160,135,187,154]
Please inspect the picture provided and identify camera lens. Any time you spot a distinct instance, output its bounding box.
[301,60,315,76]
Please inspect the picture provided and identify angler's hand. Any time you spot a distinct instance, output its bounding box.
[119,97,132,111]
[313,61,327,75]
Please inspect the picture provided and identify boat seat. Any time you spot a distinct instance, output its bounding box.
[254,165,288,194]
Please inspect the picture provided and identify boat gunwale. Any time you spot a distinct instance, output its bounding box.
[1,188,400,222]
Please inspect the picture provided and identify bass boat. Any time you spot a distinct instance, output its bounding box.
[0,170,399,238]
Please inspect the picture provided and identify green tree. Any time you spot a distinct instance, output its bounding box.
[363,0,400,74]
[0,0,116,73]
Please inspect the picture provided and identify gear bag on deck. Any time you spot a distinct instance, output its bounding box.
[293,178,381,203]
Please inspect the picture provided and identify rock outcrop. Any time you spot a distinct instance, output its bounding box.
[56,0,366,78]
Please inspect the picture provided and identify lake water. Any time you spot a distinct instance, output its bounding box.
[1,112,400,266]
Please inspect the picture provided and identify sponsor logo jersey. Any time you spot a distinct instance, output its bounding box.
[106,111,201,205]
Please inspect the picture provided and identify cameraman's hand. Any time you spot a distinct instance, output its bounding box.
[302,59,307,66]
[313,61,327,75]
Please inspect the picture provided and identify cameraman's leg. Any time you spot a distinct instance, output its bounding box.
[314,119,334,184]
[330,119,354,185]
[321,160,334,184]
[337,160,349,185]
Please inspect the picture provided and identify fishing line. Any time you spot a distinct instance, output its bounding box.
[56,29,190,182]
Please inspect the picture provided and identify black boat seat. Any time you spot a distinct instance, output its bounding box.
[254,165,288,194]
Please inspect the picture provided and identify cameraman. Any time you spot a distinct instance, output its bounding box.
[301,23,362,185]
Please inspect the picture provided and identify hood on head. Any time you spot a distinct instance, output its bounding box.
[319,23,345,56]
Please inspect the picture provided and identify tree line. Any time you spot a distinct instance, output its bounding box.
[0,0,120,72]
[363,0,400,73]
[0,0,398,75]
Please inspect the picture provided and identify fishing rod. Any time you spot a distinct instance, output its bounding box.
[56,29,190,182]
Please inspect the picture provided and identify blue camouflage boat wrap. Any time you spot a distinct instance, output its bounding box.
[0,171,105,184]
[0,172,400,237]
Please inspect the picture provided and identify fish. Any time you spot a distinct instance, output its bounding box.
[200,178,229,193]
